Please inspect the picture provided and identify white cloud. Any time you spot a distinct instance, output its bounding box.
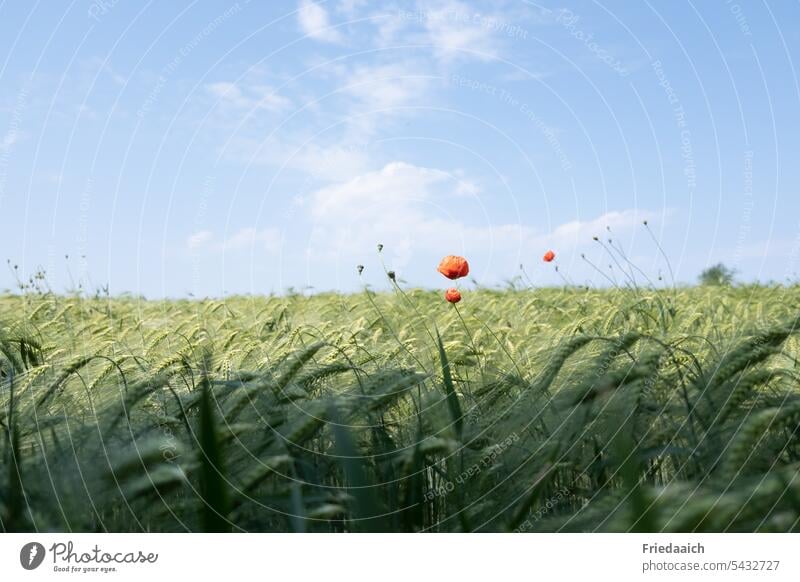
[298,0,343,43]
[551,210,654,241]
[187,228,282,254]
[187,230,214,250]
[206,81,291,112]
[321,60,436,146]
[311,161,454,219]
[364,0,508,62]
[203,2,546,204]
[337,0,369,16]
[415,0,503,62]
[290,142,373,180]
[341,62,432,111]
[210,59,436,178]
[307,162,485,268]
[304,161,659,279]
[0,130,21,152]
[224,227,282,252]
[206,82,239,100]
[223,135,373,182]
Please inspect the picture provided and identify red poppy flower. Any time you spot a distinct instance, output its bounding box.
[445,288,462,303]
[543,250,556,262]
[437,255,469,279]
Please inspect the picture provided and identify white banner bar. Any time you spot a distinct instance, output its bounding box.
[1,534,796,581]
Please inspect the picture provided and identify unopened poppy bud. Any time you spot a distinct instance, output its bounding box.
[445,288,461,303]
[377,243,383,252]
[387,270,396,281]
[357,265,364,275]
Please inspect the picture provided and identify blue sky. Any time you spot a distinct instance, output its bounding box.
[1,0,799,297]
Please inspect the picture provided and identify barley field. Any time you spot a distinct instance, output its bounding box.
[2,284,800,532]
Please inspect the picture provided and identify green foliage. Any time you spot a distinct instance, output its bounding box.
[1,286,800,532]
[699,263,736,286]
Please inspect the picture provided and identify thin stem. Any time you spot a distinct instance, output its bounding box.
[644,221,676,293]
[359,275,429,374]
[453,303,484,391]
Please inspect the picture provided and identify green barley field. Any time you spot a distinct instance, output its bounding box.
[2,284,800,532]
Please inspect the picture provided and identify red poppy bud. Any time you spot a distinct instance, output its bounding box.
[543,250,556,262]
[445,288,462,303]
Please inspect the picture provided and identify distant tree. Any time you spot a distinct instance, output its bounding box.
[699,263,736,286]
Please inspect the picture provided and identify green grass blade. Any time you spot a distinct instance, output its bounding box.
[198,375,230,532]
[435,328,463,440]
[328,404,387,532]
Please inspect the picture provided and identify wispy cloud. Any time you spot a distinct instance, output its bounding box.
[224,227,282,252]
[0,134,14,153]
[365,0,529,62]
[550,210,655,241]
[209,61,435,182]
[415,0,505,62]
[187,230,214,250]
[222,135,373,182]
[336,0,369,18]
[0,129,23,153]
[298,0,343,43]
[215,2,532,184]
[206,81,291,113]
[341,61,433,110]
[187,227,282,254]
